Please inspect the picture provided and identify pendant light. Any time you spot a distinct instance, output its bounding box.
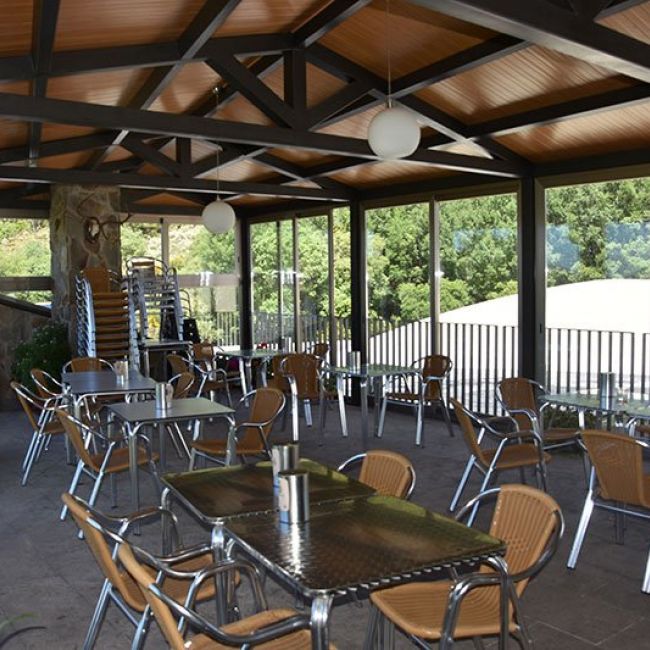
[202,86,236,234]
[367,0,421,160]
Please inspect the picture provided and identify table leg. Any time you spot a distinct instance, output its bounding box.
[371,376,382,437]
[143,350,151,378]
[128,422,143,514]
[211,523,229,626]
[161,487,173,554]
[290,378,300,442]
[337,375,348,438]
[158,423,166,470]
[360,377,369,451]
[239,358,248,395]
[310,594,333,650]
[224,417,237,466]
[318,381,326,446]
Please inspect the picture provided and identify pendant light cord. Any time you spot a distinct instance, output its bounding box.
[386,0,392,108]
[214,86,221,198]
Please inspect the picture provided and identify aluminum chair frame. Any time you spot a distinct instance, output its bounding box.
[378,355,454,447]
[30,368,64,399]
[449,399,550,523]
[168,352,232,407]
[338,452,416,500]
[119,542,314,648]
[63,492,218,649]
[160,372,195,460]
[189,388,285,469]
[365,486,565,650]
[567,432,650,593]
[58,408,159,521]
[496,377,580,452]
[62,357,115,373]
[11,381,64,486]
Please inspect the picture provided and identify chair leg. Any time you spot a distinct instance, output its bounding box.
[132,606,152,650]
[377,396,388,439]
[21,434,43,486]
[87,471,106,509]
[61,460,85,520]
[468,466,495,526]
[567,493,595,569]
[82,580,111,650]
[304,400,313,427]
[642,545,650,594]
[449,456,475,512]
[188,448,197,471]
[21,432,39,471]
[173,423,191,458]
[415,398,424,447]
[441,400,455,437]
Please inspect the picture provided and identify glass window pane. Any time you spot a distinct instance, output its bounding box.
[438,193,518,412]
[366,203,430,365]
[546,178,650,395]
[251,221,280,346]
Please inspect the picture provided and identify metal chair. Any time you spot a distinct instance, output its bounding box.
[62,492,219,650]
[310,341,330,361]
[378,354,454,446]
[194,342,242,390]
[63,356,114,373]
[366,485,564,650]
[167,353,231,406]
[338,450,416,499]
[448,398,551,521]
[157,372,195,460]
[118,542,330,650]
[497,377,580,451]
[11,381,65,485]
[189,387,285,469]
[30,368,64,399]
[567,430,650,593]
[57,408,159,520]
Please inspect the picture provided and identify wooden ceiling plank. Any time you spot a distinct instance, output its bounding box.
[87,0,242,168]
[0,132,115,164]
[469,83,650,137]
[29,0,61,165]
[294,0,373,48]
[413,0,650,84]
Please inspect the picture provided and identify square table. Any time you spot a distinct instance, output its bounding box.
[137,338,193,377]
[223,495,506,649]
[321,363,417,449]
[108,397,234,512]
[213,348,289,395]
[62,369,157,463]
[544,392,650,433]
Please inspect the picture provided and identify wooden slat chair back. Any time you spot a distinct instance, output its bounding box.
[358,450,415,499]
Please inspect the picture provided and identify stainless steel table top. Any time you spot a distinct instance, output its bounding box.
[325,363,416,379]
[225,495,505,597]
[545,392,650,418]
[215,348,289,360]
[162,459,375,524]
[62,370,156,396]
[108,396,233,424]
[137,338,192,351]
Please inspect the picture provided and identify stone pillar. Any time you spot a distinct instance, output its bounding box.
[50,184,122,328]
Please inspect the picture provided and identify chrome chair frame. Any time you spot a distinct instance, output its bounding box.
[62,357,115,373]
[378,355,454,447]
[59,408,159,521]
[122,541,313,648]
[337,452,416,500]
[567,435,650,594]
[365,487,565,650]
[189,389,286,469]
[160,372,195,460]
[64,492,216,650]
[496,377,580,452]
[176,351,232,407]
[30,368,64,399]
[12,382,64,485]
[449,402,549,523]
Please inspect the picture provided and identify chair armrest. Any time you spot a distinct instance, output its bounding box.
[337,453,365,473]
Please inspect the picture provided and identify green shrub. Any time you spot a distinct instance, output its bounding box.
[12,322,71,390]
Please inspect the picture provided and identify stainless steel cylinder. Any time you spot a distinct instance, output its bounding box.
[278,470,310,524]
[598,372,616,409]
[271,442,299,485]
[155,382,168,411]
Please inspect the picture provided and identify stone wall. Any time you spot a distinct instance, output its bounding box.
[0,304,49,409]
[50,184,122,329]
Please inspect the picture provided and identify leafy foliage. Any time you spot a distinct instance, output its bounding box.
[12,322,71,390]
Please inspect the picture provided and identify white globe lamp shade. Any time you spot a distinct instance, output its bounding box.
[367,106,421,160]
[202,199,236,234]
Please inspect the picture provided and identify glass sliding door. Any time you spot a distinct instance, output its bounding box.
[365,202,430,366]
[438,193,518,412]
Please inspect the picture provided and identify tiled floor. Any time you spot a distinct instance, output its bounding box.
[0,400,648,649]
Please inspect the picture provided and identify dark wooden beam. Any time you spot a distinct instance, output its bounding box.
[87,0,241,168]
[307,79,375,127]
[293,0,373,47]
[175,138,192,178]
[28,0,60,165]
[534,146,650,177]
[0,165,353,201]
[121,134,183,176]
[208,54,296,127]
[468,83,650,137]
[284,49,307,129]
[0,92,523,176]
[0,132,116,164]
[413,0,650,84]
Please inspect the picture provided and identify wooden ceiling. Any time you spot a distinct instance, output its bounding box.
[1,0,650,218]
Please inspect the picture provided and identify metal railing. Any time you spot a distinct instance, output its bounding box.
[218,310,650,415]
